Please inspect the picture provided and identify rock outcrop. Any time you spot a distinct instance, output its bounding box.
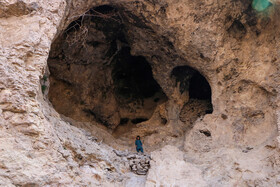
[147,143,280,186]
[146,146,207,187]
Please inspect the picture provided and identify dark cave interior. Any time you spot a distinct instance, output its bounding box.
[46,5,213,134]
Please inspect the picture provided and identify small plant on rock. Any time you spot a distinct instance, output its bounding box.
[41,85,47,94]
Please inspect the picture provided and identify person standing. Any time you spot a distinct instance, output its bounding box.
[135,136,143,153]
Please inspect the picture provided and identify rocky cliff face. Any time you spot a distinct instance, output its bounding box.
[0,0,280,186]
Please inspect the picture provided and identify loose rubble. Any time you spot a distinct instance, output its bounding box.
[114,150,151,175]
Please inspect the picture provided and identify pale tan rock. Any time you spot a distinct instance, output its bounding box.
[0,0,279,186]
[146,145,207,187]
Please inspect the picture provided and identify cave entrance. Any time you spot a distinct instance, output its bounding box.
[45,4,213,150]
[46,5,167,138]
[111,47,167,137]
[171,66,212,102]
[171,66,213,127]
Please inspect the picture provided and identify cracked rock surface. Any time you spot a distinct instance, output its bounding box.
[0,0,280,186]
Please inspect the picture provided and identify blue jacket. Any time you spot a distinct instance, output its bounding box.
[135,139,142,148]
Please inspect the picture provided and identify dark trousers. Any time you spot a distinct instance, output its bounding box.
[136,147,143,153]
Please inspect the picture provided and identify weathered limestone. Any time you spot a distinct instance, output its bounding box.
[0,0,280,186]
[147,143,280,186]
[146,145,207,187]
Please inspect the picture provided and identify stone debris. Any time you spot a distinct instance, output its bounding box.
[114,150,151,175]
[128,153,151,175]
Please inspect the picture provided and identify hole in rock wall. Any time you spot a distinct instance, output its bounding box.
[171,66,212,102]
[171,66,213,126]
[45,4,213,148]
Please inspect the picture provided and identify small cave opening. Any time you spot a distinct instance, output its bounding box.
[171,66,212,101]
[171,66,213,126]
[189,71,212,100]
[46,5,167,140]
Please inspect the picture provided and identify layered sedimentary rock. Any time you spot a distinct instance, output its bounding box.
[0,0,280,186]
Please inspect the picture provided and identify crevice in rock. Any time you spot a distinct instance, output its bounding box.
[227,20,247,40]
[199,129,212,137]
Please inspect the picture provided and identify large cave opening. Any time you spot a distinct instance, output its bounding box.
[46,5,167,138]
[44,4,213,149]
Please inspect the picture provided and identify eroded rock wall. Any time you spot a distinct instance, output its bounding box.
[0,0,131,186]
[119,0,280,147]
[0,0,280,186]
[47,12,168,130]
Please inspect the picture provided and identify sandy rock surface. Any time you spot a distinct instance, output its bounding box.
[0,0,280,186]
[146,145,207,187]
